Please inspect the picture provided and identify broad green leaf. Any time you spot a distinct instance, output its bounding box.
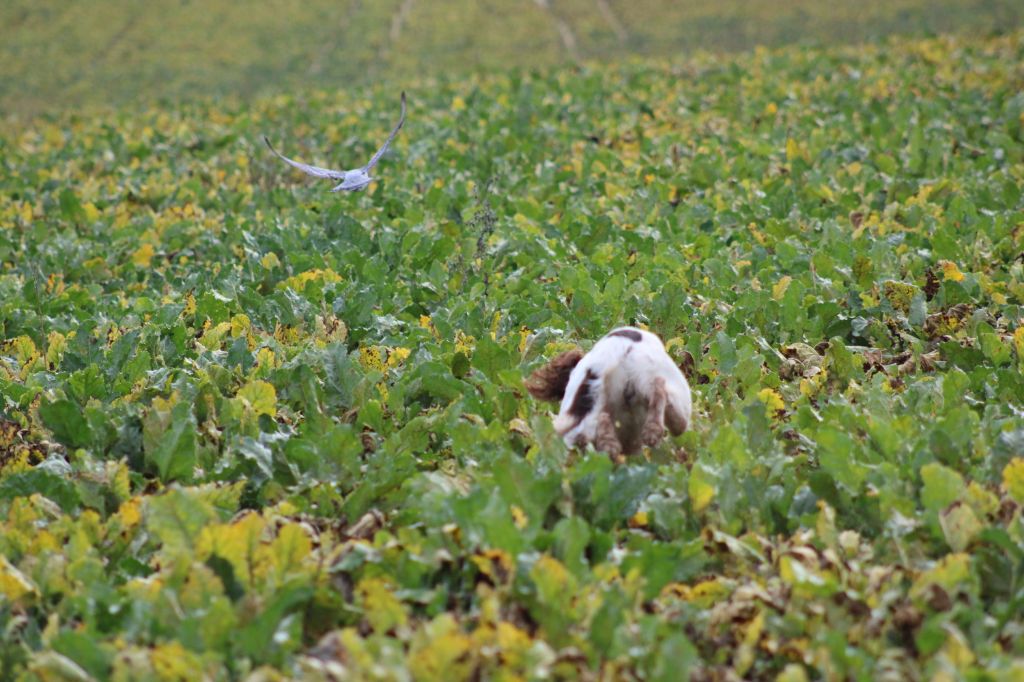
[0,470,80,513]
[143,400,196,482]
[39,399,93,449]
[146,488,217,555]
[920,462,965,512]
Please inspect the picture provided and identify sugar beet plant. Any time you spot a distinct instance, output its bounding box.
[1,31,1024,680]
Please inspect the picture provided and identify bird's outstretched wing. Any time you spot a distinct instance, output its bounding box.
[263,136,348,180]
[362,91,407,172]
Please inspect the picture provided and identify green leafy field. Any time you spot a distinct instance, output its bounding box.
[2,0,1022,116]
[2,30,1024,680]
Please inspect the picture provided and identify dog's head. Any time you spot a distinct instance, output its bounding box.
[524,349,584,402]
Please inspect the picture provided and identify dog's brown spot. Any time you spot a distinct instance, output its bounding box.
[607,329,642,342]
[568,369,598,419]
[525,349,584,402]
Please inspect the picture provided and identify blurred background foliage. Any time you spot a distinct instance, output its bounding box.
[1,0,1021,117]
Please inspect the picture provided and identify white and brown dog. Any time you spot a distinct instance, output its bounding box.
[526,327,692,457]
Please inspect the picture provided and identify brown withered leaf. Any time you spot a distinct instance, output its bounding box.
[346,509,385,540]
[862,349,886,373]
[893,602,923,632]
[923,267,941,300]
[926,584,952,612]
[306,631,349,664]
[924,303,971,338]
[678,349,696,379]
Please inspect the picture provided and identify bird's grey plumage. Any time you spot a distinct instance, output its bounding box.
[264,91,406,192]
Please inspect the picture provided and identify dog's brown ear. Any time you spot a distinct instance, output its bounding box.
[525,349,584,402]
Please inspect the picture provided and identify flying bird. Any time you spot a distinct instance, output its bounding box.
[264,91,406,192]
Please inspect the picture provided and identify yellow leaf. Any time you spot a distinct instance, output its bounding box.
[280,268,342,291]
[196,513,268,587]
[198,321,231,350]
[269,524,312,576]
[605,181,627,200]
[8,335,38,366]
[938,260,965,282]
[182,291,196,316]
[776,664,809,682]
[260,252,280,269]
[45,331,67,368]
[513,213,534,232]
[387,346,411,367]
[511,505,528,530]
[125,576,164,603]
[1003,458,1024,504]
[941,625,975,668]
[963,481,998,518]
[82,202,101,222]
[883,280,917,313]
[772,276,792,301]
[735,609,765,675]
[786,137,806,162]
[939,502,982,552]
[357,577,408,632]
[661,577,731,607]
[151,641,203,681]
[815,501,838,549]
[117,498,143,528]
[409,614,472,682]
[454,331,475,355]
[689,463,716,513]
[910,553,970,601]
[758,388,785,418]
[230,314,251,337]
[471,549,514,584]
[0,556,38,601]
[179,563,228,610]
[780,555,826,589]
[530,555,575,609]
[256,347,276,369]
[132,243,155,267]
[194,480,246,514]
[359,345,385,372]
[628,510,649,528]
[236,380,277,418]
[495,621,533,668]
